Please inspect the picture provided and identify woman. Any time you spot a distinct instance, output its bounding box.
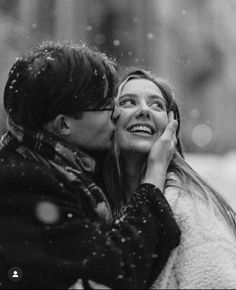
[104,68,236,289]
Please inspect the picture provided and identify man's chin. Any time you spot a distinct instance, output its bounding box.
[77,143,111,156]
[91,142,112,152]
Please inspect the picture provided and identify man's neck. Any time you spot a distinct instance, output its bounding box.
[83,149,109,179]
[85,149,108,162]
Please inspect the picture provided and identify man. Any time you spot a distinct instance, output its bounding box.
[0,42,180,289]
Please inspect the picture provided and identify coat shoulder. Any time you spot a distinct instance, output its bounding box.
[0,145,73,199]
[0,146,53,182]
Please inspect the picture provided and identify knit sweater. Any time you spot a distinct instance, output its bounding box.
[152,182,236,289]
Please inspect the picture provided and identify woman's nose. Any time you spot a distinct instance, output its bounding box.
[135,107,151,119]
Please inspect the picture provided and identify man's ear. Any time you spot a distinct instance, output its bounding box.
[43,115,72,137]
[54,115,71,136]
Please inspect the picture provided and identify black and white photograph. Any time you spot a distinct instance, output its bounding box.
[0,1,236,289]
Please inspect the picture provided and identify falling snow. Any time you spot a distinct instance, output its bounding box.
[147,33,154,40]
[113,40,120,47]
[35,201,60,224]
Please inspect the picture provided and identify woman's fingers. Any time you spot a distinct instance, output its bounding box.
[88,280,111,289]
[155,111,177,152]
[162,111,178,140]
[168,110,174,122]
[69,279,84,289]
[69,279,111,290]
[150,111,178,162]
[143,111,178,190]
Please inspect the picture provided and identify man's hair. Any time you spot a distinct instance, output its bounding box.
[4,41,117,129]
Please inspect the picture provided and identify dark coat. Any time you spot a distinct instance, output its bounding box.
[0,144,180,289]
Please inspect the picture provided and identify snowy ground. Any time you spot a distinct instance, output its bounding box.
[186,152,236,211]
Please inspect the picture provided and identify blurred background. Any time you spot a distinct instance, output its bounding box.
[0,0,236,209]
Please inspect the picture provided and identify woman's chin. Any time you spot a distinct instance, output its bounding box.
[123,140,153,154]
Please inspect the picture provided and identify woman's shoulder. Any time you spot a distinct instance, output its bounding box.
[164,184,197,233]
[165,172,213,216]
[164,174,235,244]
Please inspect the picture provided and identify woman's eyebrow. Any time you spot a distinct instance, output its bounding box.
[118,93,166,104]
[119,93,137,100]
[148,94,164,100]
[148,95,166,103]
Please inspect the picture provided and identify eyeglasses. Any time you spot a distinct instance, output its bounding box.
[82,105,115,119]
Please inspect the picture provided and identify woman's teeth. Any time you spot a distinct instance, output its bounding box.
[128,125,153,135]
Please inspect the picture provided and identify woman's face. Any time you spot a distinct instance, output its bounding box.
[115,78,168,153]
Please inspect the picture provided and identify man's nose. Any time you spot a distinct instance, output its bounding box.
[111,105,120,122]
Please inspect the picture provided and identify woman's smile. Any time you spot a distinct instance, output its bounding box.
[127,122,155,136]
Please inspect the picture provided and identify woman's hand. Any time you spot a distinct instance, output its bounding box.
[69,279,111,289]
[142,111,178,191]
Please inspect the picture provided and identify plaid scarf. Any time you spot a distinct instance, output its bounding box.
[1,117,113,224]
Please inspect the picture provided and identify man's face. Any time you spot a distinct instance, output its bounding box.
[68,109,116,151]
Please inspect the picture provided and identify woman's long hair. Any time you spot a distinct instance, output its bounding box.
[103,68,236,238]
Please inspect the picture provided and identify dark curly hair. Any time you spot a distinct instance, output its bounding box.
[4,41,118,129]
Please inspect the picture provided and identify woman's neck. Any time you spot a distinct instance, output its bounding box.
[121,151,147,202]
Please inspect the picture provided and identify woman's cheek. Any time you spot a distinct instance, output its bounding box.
[117,109,132,125]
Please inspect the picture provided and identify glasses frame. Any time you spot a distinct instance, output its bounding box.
[81,106,115,119]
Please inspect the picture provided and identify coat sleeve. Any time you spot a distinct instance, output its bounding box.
[174,194,236,289]
[0,165,180,289]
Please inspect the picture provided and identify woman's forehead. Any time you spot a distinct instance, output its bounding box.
[117,78,164,99]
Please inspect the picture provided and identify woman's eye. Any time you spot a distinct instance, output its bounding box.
[150,101,165,110]
[119,98,135,107]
